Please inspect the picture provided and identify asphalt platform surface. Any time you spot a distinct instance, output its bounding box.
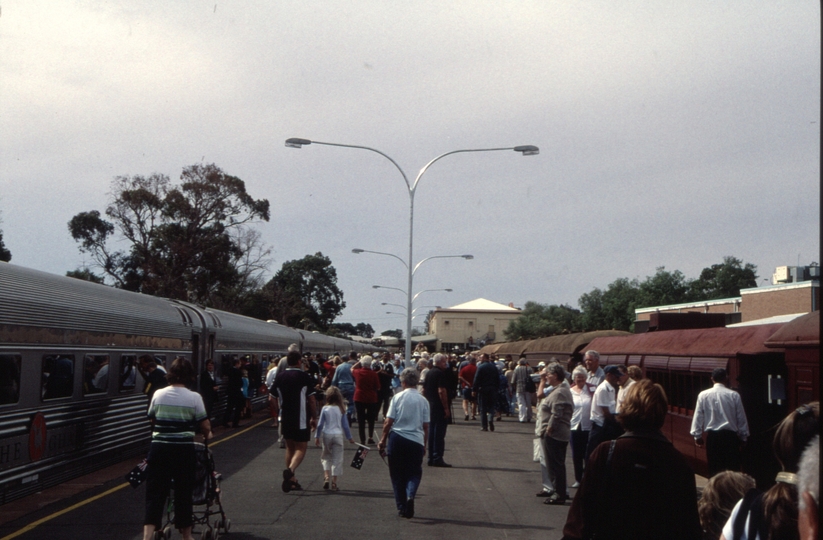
[0,408,700,540]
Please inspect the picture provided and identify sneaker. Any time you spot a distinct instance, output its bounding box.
[404,498,415,518]
[464,414,469,421]
[489,422,495,432]
[367,438,375,445]
[536,489,554,497]
[571,481,580,488]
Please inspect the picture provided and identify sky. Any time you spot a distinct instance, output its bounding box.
[0,1,819,336]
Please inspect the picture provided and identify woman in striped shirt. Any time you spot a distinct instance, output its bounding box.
[143,357,212,540]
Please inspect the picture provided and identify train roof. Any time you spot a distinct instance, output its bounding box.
[585,323,786,358]
[523,330,632,355]
[0,262,198,344]
[203,307,302,352]
[764,310,820,348]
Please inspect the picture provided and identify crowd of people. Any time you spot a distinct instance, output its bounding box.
[139,347,819,540]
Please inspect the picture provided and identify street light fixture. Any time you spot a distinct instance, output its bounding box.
[287,137,538,362]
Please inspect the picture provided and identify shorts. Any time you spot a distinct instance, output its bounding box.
[462,387,475,401]
[281,424,311,443]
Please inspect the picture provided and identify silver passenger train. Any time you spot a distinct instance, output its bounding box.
[0,262,380,504]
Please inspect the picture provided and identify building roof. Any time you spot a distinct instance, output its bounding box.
[585,323,785,358]
[441,298,520,312]
[727,313,807,327]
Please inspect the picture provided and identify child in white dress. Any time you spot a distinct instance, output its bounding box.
[315,386,355,491]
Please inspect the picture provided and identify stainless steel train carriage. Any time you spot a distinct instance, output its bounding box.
[0,262,380,504]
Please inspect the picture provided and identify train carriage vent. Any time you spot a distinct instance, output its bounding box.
[175,307,193,326]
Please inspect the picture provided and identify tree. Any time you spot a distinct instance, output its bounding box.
[68,164,270,307]
[503,301,583,341]
[0,230,10,262]
[579,277,641,332]
[330,322,375,338]
[66,268,105,283]
[690,256,758,300]
[264,252,346,331]
[381,329,403,339]
[637,267,694,308]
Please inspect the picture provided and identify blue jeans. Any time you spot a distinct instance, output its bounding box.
[387,432,424,513]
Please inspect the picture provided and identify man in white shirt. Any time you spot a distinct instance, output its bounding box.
[585,365,620,460]
[615,365,634,414]
[690,368,749,477]
[583,350,604,387]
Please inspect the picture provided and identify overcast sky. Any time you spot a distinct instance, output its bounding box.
[1,1,819,335]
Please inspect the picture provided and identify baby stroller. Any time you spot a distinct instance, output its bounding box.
[155,442,230,540]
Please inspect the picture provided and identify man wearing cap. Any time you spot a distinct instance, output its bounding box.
[585,365,621,460]
[690,367,749,477]
[514,357,535,423]
[583,350,604,387]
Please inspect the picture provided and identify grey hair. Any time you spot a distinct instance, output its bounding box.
[360,355,373,368]
[399,368,419,387]
[518,358,527,366]
[433,353,446,365]
[798,435,819,510]
[584,350,600,361]
[546,362,566,380]
[572,365,588,378]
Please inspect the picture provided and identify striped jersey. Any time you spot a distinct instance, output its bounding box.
[147,386,207,443]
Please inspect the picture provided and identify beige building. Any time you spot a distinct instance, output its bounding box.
[428,298,521,352]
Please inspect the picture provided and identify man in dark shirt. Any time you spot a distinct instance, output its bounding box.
[473,353,500,432]
[139,355,168,405]
[423,353,452,467]
[271,351,317,493]
[222,358,244,428]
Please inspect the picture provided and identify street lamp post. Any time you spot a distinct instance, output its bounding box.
[287,138,539,363]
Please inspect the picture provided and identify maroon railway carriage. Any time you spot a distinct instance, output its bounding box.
[585,321,819,487]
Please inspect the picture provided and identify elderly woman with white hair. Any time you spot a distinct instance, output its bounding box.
[569,365,594,488]
[536,362,573,505]
[352,355,381,445]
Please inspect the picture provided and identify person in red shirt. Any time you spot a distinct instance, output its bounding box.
[352,356,381,445]
[458,355,478,421]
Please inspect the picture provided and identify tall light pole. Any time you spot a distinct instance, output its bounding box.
[287,137,539,363]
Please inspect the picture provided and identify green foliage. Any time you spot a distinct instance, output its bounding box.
[579,278,641,332]
[330,322,375,338]
[689,256,758,299]
[574,257,759,332]
[0,230,10,262]
[381,329,403,339]
[262,252,345,331]
[66,268,105,283]
[67,164,270,307]
[503,301,583,341]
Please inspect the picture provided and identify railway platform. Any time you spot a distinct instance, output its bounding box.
[0,408,707,540]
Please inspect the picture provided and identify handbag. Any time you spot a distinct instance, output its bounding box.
[533,438,543,462]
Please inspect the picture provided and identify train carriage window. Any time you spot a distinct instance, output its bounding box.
[220,354,237,379]
[83,355,111,395]
[120,355,138,391]
[42,354,75,400]
[0,354,22,405]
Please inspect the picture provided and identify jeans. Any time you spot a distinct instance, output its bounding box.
[428,410,448,463]
[478,388,497,429]
[387,431,424,513]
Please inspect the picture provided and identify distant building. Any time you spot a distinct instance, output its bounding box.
[428,298,521,353]
[635,265,819,330]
